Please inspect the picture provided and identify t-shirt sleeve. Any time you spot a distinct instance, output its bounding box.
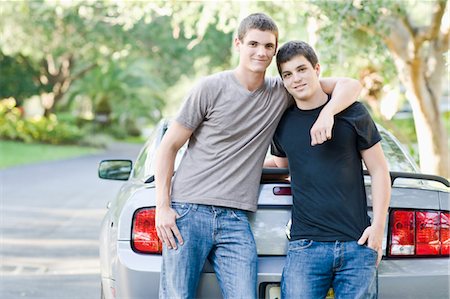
[347,102,382,151]
[270,134,287,157]
[175,78,210,130]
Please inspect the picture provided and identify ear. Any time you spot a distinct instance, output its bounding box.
[234,37,241,52]
[315,63,321,76]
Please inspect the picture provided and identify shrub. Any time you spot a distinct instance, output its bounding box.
[0,98,83,144]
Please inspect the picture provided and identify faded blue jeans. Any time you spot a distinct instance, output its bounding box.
[159,203,257,299]
[281,240,378,299]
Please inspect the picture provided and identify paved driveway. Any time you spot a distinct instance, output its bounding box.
[0,142,142,298]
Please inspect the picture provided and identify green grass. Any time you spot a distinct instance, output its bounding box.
[0,140,101,169]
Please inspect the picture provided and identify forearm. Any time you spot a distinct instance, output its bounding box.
[155,146,177,209]
[264,158,278,168]
[320,77,362,115]
[370,169,391,231]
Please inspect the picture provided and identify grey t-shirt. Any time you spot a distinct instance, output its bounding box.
[171,70,291,212]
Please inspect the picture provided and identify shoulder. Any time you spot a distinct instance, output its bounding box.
[337,101,371,119]
[265,76,292,108]
[265,76,285,91]
[200,70,233,86]
[188,71,232,98]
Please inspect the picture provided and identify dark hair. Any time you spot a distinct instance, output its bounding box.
[276,41,319,77]
[237,13,278,43]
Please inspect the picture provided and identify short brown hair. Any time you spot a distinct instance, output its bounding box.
[276,41,319,77]
[237,13,278,43]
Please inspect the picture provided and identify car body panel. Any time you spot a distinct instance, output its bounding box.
[99,120,449,299]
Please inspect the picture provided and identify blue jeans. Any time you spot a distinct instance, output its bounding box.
[159,203,257,299]
[281,240,378,299]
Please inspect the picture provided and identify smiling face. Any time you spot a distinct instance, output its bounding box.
[280,55,322,102]
[235,29,277,74]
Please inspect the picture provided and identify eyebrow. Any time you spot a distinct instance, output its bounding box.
[247,40,275,47]
[281,63,307,75]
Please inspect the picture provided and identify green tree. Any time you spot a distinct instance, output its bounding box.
[312,0,449,177]
[0,53,45,104]
[0,1,233,128]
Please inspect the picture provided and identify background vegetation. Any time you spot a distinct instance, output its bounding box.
[0,0,448,176]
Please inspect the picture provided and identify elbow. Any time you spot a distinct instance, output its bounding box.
[346,78,363,94]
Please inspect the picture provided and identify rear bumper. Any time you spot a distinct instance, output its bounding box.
[378,258,450,298]
[105,242,449,299]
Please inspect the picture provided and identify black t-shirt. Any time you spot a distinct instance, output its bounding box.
[271,101,381,242]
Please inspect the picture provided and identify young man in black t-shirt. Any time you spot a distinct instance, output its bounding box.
[266,41,391,298]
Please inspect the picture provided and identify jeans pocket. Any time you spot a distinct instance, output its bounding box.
[362,244,379,256]
[230,209,248,222]
[171,202,192,220]
[289,239,313,251]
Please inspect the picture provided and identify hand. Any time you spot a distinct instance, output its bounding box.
[155,205,184,250]
[358,226,383,267]
[310,109,334,146]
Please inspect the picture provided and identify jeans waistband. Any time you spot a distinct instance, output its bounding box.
[171,201,241,213]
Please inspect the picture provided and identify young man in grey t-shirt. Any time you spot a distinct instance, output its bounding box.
[155,13,362,298]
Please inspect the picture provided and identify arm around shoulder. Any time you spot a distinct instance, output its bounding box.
[319,77,362,116]
[311,77,362,145]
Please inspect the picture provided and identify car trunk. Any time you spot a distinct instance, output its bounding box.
[251,169,292,256]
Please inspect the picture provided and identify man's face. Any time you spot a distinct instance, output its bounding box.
[235,29,277,74]
[280,55,321,101]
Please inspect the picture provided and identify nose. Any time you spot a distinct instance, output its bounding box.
[256,45,268,56]
[293,72,302,82]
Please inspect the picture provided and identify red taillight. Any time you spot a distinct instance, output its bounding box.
[441,212,450,255]
[131,208,162,254]
[416,211,440,255]
[390,210,415,255]
[389,209,450,257]
[273,186,292,195]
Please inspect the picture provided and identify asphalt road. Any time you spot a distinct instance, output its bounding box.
[0,142,142,299]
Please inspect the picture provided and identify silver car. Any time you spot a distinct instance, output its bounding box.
[98,119,449,299]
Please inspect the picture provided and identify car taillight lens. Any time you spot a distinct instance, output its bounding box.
[441,212,450,255]
[416,211,440,255]
[389,209,450,257]
[131,208,162,254]
[273,186,292,195]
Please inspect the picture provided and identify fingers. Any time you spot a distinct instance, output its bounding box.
[171,224,184,246]
[310,126,332,146]
[156,208,183,250]
[311,110,334,146]
[357,228,370,245]
[157,223,182,250]
[325,126,332,140]
[156,226,176,250]
[376,248,382,267]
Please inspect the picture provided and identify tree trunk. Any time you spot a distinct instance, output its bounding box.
[383,7,449,177]
[387,52,449,177]
[407,78,449,177]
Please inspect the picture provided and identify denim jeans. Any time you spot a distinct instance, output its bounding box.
[281,240,378,299]
[159,203,257,299]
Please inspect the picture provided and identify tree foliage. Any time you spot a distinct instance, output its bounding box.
[1,1,448,176]
[0,0,234,127]
[311,0,449,176]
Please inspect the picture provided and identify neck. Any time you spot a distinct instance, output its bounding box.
[295,89,329,110]
[233,67,266,92]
